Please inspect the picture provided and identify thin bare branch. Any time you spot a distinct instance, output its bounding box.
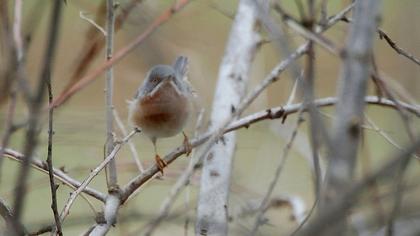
[0,197,25,235]
[12,0,23,60]
[302,0,322,203]
[113,109,144,172]
[70,0,145,85]
[58,130,137,225]
[51,0,191,108]
[0,90,17,181]
[273,3,339,55]
[0,148,106,202]
[371,67,416,143]
[87,2,120,234]
[79,11,107,37]
[377,29,420,66]
[342,17,420,66]
[13,0,63,222]
[250,113,304,235]
[120,96,418,202]
[46,55,62,235]
[297,137,420,236]
[365,115,420,159]
[140,111,204,236]
[105,0,118,191]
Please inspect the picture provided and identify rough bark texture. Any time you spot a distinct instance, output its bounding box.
[195,0,262,235]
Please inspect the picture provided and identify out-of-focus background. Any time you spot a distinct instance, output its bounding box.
[0,0,419,235]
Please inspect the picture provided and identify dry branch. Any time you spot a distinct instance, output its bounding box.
[0,148,106,202]
[341,17,420,66]
[297,137,420,236]
[377,29,420,66]
[250,113,304,235]
[120,96,418,202]
[46,50,62,236]
[51,0,191,108]
[70,0,145,87]
[89,1,120,235]
[58,130,137,225]
[13,0,63,223]
[104,0,117,190]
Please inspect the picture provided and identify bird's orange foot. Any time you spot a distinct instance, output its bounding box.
[182,132,192,157]
[155,154,167,175]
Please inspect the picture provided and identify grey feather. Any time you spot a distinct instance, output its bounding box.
[134,56,191,99]
[173,56,189,78]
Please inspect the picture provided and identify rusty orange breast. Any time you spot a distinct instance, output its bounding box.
[130,81,191,138]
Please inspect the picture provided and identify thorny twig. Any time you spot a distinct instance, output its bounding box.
[378,29,420,66]
[120,96,419,202]
[341,17,420,66]
[46,58,62,235]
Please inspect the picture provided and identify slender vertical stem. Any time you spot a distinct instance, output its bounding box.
[0,0,24,181]
[46,75,62,235]
[88,1,120,235]
[12,0,23,60]
[0,198,25,235]
[321,1,382,234]
[250,114,304,235]
[13,0,63,222]
[305,0,322,205]
[105,0,117,188]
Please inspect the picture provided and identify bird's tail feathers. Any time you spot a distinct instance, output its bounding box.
[173,56,189,78]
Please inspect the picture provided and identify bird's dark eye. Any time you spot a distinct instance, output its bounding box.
[151,77,159,83]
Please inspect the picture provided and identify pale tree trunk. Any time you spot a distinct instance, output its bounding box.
[321,0,382,235]
[195,0,264,235]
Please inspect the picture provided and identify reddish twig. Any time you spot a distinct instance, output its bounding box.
[51,0,191,108]
[70,0,145,87]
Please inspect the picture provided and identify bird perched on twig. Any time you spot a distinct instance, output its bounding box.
[128,56,194,174]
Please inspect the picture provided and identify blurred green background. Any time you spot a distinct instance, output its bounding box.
[0,0,419,235]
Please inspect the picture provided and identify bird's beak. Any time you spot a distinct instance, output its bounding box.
[148,76,182,97]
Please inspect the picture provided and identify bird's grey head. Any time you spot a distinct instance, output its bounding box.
[135,64,185,99]
[133,56,190,99]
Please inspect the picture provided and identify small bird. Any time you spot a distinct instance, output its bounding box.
[128,56,194,174]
